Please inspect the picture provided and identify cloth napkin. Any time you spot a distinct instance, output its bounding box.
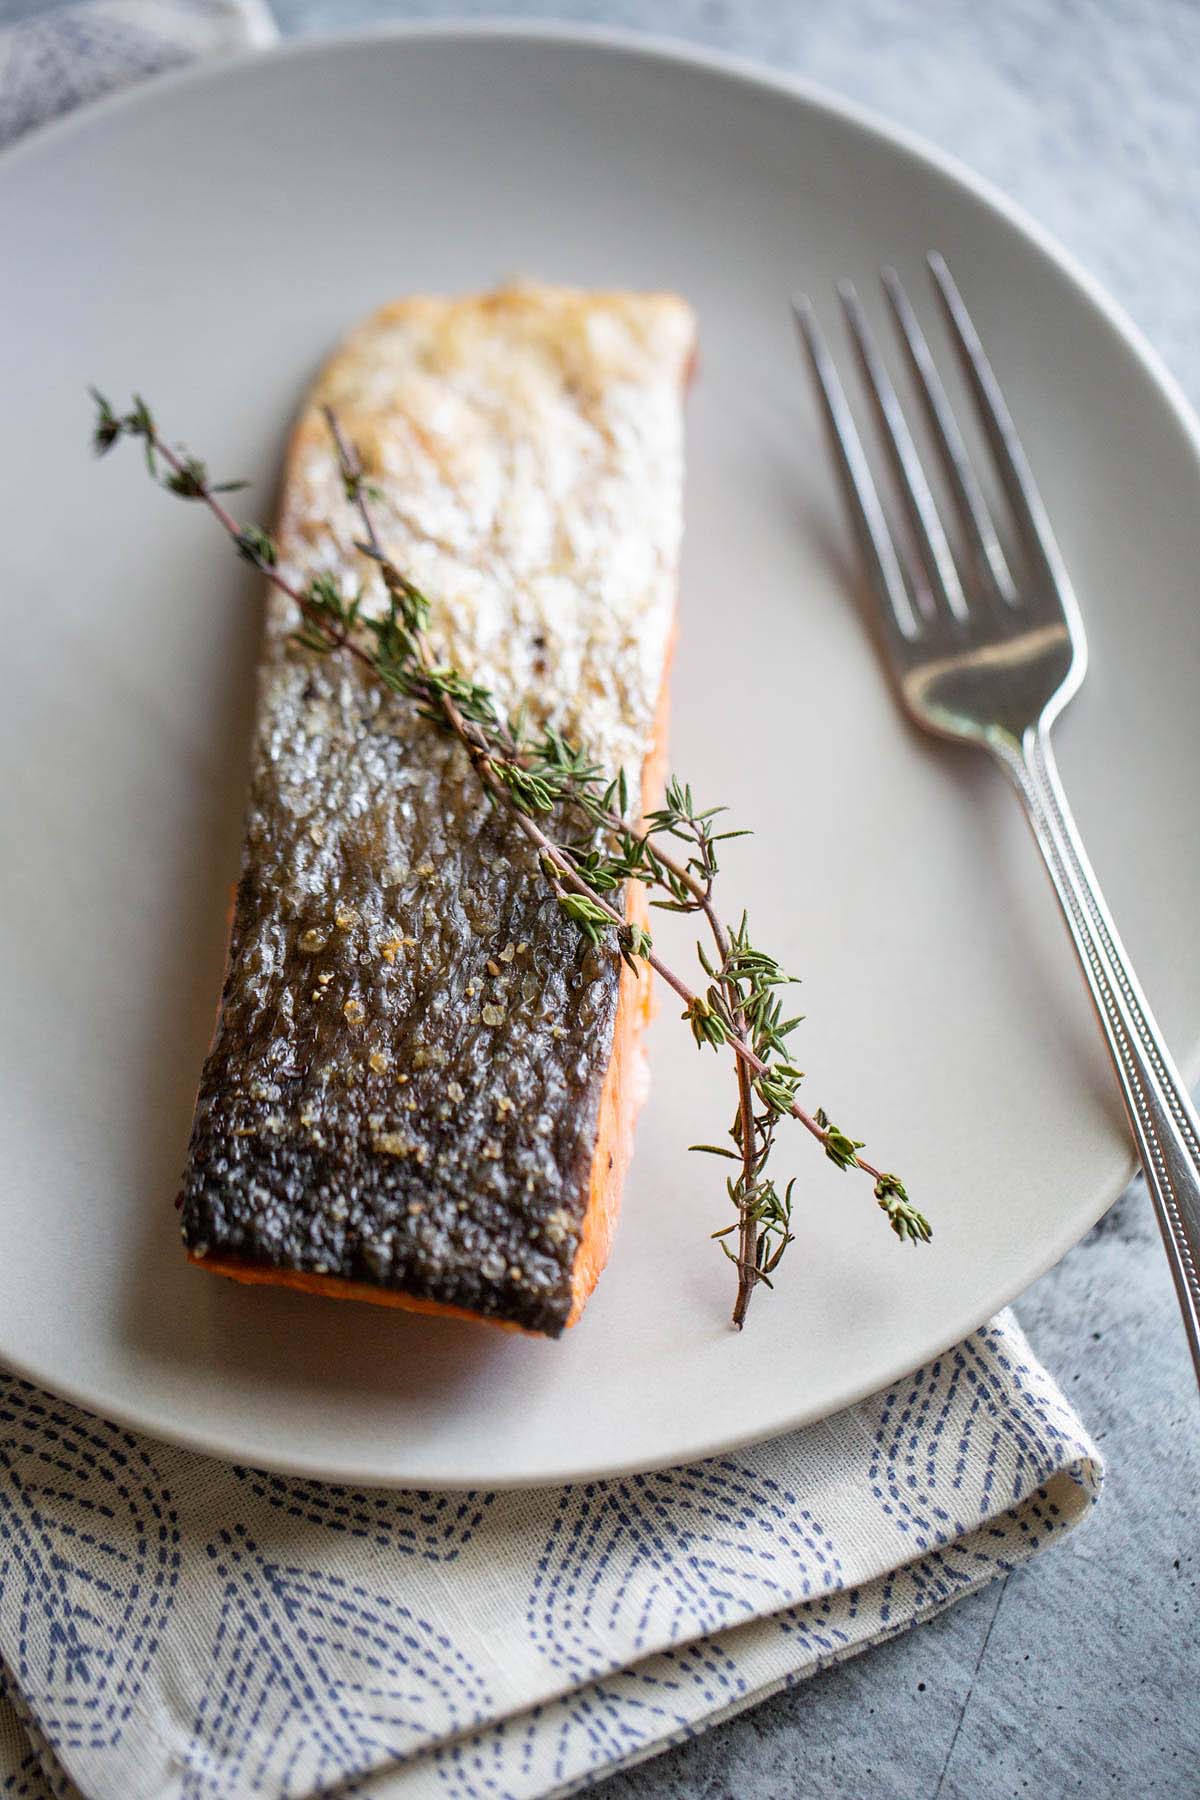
[0,9,1104,1798]
[0,1316,1100,1800]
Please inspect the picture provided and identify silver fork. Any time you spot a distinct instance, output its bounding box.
[795,254,1200,1387]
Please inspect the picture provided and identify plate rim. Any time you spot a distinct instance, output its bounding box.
[6,7,1199,461]
[3,18,1197,1486]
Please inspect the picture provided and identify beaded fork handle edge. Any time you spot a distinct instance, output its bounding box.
[990,723,1200,1374]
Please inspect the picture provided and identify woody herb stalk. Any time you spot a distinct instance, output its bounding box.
[91,389,931,1327]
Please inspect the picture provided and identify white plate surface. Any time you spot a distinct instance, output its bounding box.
[2,26,1198,1488]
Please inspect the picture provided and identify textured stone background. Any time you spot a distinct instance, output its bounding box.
[5,1,1197,1794]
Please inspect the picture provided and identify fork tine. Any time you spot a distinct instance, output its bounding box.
[928,252,1079,616]
[836,280,969,625]
[881,266,1017,607]
[792,295,920,643]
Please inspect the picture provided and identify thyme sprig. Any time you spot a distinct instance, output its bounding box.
[92,389,931,1327]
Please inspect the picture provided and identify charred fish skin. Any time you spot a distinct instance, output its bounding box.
[179,283,696,1336]
[182,662,619,1336]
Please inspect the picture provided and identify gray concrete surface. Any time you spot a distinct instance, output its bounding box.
[7,1,1197,1794]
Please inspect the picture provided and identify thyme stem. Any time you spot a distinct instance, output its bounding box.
[91,389,931,1327]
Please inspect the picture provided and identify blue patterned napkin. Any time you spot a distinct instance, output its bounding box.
[0,1318,1099,1799]
[0,11,1103,1798]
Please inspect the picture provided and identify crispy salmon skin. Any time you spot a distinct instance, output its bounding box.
[179,282,695,1336]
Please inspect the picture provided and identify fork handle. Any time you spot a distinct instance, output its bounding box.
[996,724,1200,1383]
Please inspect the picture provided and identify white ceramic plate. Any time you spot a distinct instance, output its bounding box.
[2,25,1198,1488]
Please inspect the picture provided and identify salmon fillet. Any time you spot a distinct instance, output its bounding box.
[179,281,695,1336]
